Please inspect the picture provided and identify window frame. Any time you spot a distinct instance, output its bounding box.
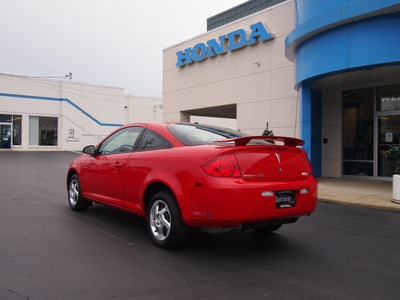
[29,116,58,146]
[135,128,173,152]
[97,126,144,156]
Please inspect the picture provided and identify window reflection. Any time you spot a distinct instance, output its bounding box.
[342,89,374,176]
[29,116,58,146]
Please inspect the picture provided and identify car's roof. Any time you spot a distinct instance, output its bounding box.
[122,121,189,126]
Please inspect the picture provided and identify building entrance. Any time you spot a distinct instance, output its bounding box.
[0,123,12,149]
[342,85,400,179]
[377,85,400,177]
[343,88,374,177]
[378,114,400,176]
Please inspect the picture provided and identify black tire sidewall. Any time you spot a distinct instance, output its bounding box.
[68,174,88,211]
[147,191,187,249]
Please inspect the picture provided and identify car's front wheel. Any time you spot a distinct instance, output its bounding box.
[147,191,187,249]
[68,174,90,211]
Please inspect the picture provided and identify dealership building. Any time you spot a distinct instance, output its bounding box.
[0,75,162,151]
[163,0,400,180]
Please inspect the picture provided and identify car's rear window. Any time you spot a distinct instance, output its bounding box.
[167,123,245,146]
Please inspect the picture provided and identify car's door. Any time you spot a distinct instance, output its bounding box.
[82,126,144,208]
[124,129,173,213]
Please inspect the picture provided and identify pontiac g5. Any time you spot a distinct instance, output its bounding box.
[67,122,317,248]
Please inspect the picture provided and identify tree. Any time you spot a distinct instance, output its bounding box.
[262,122,274,136]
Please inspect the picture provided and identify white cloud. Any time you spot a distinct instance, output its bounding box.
[0,0,246,97]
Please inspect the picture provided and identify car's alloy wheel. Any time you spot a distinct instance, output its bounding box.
[149,200,171,242]
[68,174,90,211]
[147,191,187,249]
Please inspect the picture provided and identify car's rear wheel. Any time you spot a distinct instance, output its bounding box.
[147,191,187,249]
[68,174,90,211]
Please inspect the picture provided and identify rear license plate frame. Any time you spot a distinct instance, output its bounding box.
[275,190,296,209]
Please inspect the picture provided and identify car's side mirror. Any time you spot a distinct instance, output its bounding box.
[82,145,96,156]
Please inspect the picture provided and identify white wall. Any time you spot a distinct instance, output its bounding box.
[190,116,237,129]
[0,75,162,151]
[127,95,163,123]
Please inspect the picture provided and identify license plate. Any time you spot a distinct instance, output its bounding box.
[275,190,296,209]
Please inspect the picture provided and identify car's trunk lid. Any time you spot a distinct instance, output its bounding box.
[214,136,311,182]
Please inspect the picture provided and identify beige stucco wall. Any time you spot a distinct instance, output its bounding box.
[163,0,298,137]
[0,75,162,151]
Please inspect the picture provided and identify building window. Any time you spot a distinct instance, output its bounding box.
[342,85,400,178]
[29,116,58,146]
[377,85,400,177]
[207,0,287,31]
[0,114,22,148]
[342,89,374,176]
[13,115,22,146]
[0,114,12,123]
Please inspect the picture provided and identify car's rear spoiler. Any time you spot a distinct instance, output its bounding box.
[214,136,305,147]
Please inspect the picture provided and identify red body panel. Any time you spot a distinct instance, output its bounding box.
[83,152,130,207]
[67,122,318,227]
[179,174,317,226]
[234,145,311,182]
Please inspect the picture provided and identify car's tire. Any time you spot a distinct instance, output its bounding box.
[68,174,90,211]
[253,224,282,234]
[147,191,187,249]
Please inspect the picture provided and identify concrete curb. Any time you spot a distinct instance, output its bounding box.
[317,177,400,212]
[318,198,400,212]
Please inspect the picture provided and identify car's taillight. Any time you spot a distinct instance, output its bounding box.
[202,154,241,177]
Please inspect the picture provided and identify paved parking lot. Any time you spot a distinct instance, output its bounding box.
[1,151,400,299]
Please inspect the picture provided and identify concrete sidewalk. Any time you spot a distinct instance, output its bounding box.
[317,177,400,212]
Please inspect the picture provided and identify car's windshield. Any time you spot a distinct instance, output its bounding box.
[168,123,252,146]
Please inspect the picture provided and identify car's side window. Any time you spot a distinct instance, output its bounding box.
[98,127,143,155]
[136,129,172,151]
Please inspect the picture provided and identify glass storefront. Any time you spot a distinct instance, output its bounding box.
[342,89,374,176]
[0,123,12,149]
[29,116,58,146]
[0,114,22,149]
[12,115,22,146]
[1,114,59,148]
[0,114,12,149]
[342,85,400,178]
[377,86,400,177]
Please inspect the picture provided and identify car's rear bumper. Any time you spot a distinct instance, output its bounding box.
[178,176,318,227]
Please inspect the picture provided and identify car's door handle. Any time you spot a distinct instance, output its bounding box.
[115,162,123,169]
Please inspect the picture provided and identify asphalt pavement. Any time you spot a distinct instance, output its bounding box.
[1,151,399,299]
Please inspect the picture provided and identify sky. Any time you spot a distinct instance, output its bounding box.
[0,0,247,98]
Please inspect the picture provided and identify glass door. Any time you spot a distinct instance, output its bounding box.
[377,86,400,178]
[342,85,400,179]
[0,123,12,149]
[342,89,374,177]
[378,115,400,177]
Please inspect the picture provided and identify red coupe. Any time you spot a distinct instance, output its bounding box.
[67,122,317,248]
